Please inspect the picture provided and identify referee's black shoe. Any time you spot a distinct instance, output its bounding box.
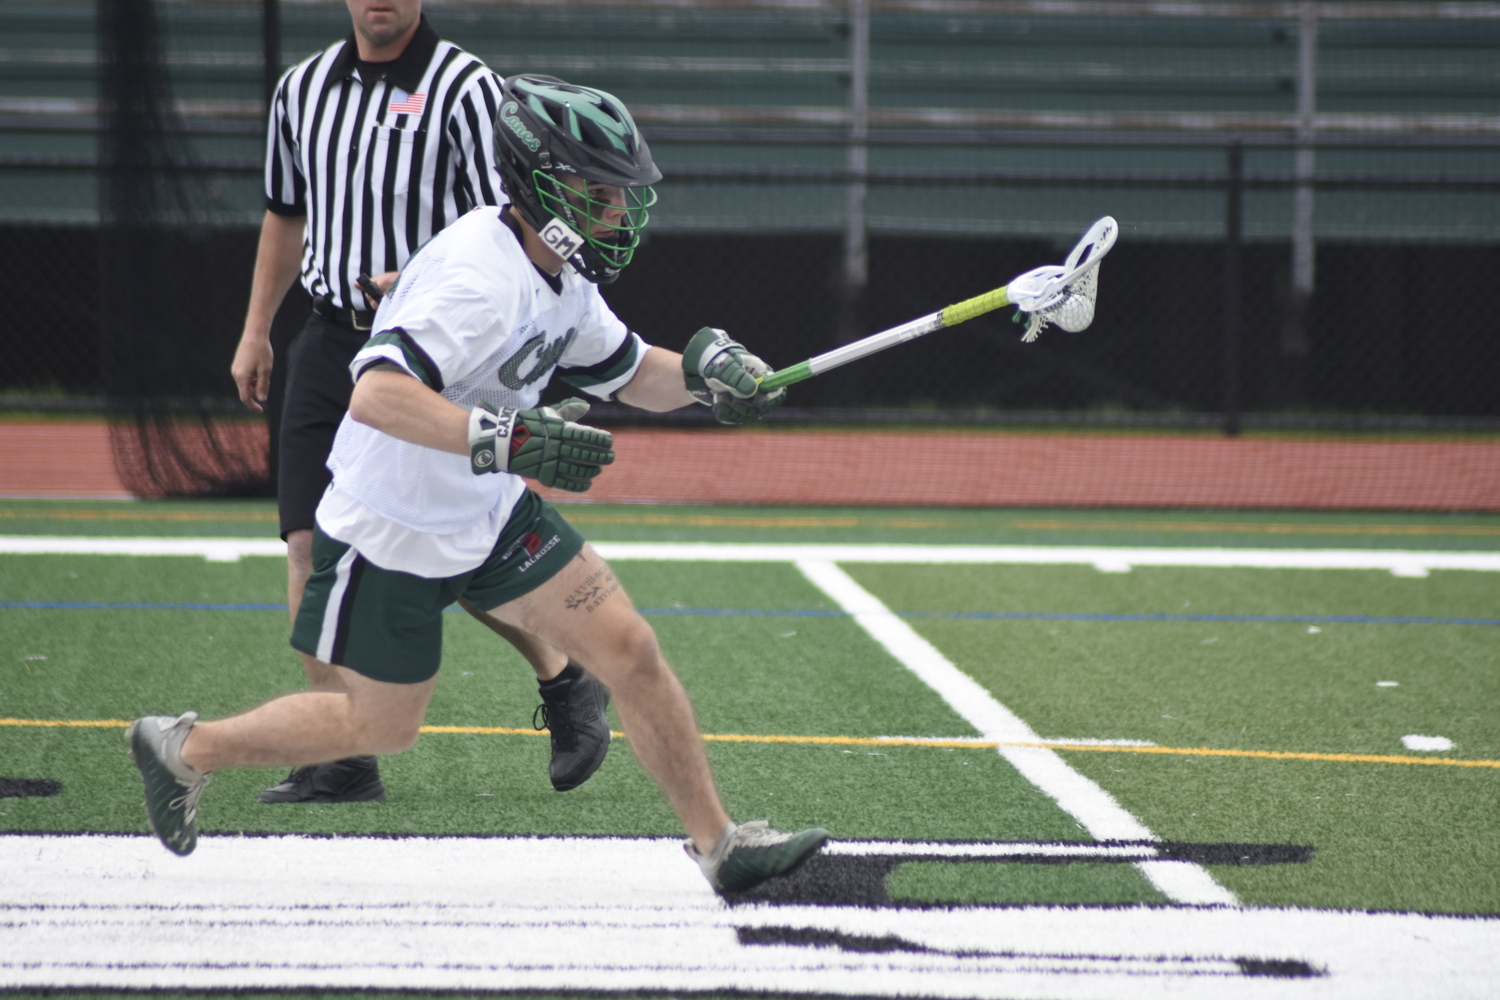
[533,662,611,791]
[258,756,387,804]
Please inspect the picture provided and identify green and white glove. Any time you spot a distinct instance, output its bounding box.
[468,398,614,492]
[681,327,787,426]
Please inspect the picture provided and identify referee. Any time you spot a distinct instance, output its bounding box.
[230,0,611,804]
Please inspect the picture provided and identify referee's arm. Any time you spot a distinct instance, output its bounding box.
[232,209,305,412]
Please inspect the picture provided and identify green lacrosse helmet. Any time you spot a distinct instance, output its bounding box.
[494,74,661,284]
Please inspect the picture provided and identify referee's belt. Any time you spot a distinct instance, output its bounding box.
[312,295,376,332]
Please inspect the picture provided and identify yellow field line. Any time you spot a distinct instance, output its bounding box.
[6,718,1495,769]
[0,509,951,530]
[5,507,1495,536]
[1049,743,1500,769]
[421,724,544,736]
[1011,519,1500,537]
[1,718,131,728]
[560,513,953,529]
[0,509,277,522]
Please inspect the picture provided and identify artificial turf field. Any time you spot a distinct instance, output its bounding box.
[2,499,1499,998]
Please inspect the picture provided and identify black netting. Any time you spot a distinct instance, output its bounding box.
[2,0,1496,505]
[587,227,1500,425]
[95,0,269,497]
[2,226,100,397]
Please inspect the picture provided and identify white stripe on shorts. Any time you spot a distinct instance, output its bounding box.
[316,545,362,664]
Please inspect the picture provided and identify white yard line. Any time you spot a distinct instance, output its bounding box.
[5,537,1498,993]
[598,542,1500,577]
[0,535,286,561]
[3,834,1497,998]
[3,536,1497,574]
[3,534,1484,906]
[795,559,1237,907]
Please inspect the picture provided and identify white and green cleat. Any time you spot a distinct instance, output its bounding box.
[687,820,829,894]
[127,711,210,856]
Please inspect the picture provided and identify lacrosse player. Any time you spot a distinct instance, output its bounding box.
[131,75,824,894]
[230,0,613,804]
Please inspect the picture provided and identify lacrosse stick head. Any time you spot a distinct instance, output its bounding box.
[1008,215,1117,342]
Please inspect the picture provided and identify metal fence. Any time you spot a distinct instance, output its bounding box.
[2,0,1497,436]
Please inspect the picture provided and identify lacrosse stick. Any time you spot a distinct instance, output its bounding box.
[758,216,1117,392]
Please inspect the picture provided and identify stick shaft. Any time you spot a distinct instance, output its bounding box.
[759,285,1010,391]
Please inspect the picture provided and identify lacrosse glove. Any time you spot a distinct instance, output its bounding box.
[681,327,787,426]
[468,398,614,492]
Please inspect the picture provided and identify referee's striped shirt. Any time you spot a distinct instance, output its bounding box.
[265,15,504,310]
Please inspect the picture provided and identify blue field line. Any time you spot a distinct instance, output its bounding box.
[1,600,285,611]
[3,600,1497,626]
[646,608,1500,626]
[905,610,1500,626]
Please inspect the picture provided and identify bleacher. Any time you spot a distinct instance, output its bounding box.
[3,0,1497,237]
[0,0,1497,502]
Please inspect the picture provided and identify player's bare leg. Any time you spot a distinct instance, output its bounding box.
[457,598,567,681]
[486,545,728,851]
[278,537,601,800]
[286,528,344,691]
[180,667,437,773]
[457,598,609,790]
[132,671,429,851]
[262,528,382,802]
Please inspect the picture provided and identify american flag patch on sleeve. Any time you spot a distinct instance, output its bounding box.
[388,91,426,115]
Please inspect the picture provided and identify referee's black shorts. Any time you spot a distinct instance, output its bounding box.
[278,311,371,540]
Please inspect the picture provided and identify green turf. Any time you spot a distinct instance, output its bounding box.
[842,564,1500,757]
[4,502,1498,916]
[846,563,1500,914]
[0,551,288,605]
[3,497,1499,549]
[843,562,1500,621]
[1065,753,1500,915]
[0,499,284,538]
[0,555,1161,905]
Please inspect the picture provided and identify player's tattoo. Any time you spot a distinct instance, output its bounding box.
[564,565,620,613]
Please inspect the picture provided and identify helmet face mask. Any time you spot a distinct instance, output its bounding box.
[494,75,662,284]
[532,170,656,275]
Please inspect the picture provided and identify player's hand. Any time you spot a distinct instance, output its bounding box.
[468,398,614,492]
[681,327,787,425]
[230,333,274,412]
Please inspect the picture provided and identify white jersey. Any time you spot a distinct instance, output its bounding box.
[318,206,647,576]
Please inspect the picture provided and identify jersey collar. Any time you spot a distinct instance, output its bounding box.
[500,206,565,295]
[329,14,440,94]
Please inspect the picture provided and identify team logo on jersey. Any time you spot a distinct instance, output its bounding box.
[498,328,578,390]
[500,102,540,151]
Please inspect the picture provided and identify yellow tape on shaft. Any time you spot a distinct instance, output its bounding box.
[940,285,1010,327]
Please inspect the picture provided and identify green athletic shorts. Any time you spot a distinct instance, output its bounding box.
[289,489,584,684]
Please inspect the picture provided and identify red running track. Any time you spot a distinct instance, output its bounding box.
[3,422,1497,510]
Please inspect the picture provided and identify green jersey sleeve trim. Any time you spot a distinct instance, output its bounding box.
[558,332,644,399]
[362,328,445,393]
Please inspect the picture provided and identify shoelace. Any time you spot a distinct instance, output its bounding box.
[166,775,209,845]
[694,821,784,865]
[532,695,578,751]
[724,820,787,849]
